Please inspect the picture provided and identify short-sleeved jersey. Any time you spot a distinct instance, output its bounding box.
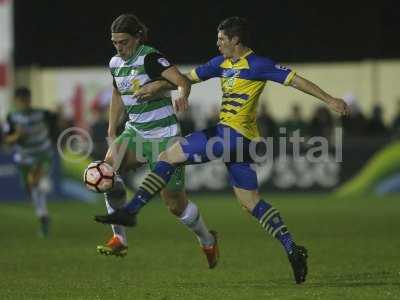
[110,45,179,139]
[2,108,53,156]
[190,50,296,140]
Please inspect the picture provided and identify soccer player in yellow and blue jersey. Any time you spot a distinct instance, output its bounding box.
[95,16,350,284]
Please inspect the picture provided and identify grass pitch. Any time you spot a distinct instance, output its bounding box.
[0,194,399,300]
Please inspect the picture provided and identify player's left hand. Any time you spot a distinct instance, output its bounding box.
[134,81,164,102]
[328,98,351,116]
[174,97,189,112]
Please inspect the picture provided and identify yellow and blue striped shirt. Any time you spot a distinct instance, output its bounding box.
[191,50,296,140]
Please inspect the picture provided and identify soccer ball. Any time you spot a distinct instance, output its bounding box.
[83,161,115,193]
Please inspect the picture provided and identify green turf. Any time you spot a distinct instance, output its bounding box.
[1,194,399,300]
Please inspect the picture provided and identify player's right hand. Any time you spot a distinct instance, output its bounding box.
[174,97,189,112]
[328,98,351,116]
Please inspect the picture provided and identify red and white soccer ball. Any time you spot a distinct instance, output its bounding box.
[83,161,115,193]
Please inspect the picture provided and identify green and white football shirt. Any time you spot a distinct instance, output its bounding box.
[110,45,179,139]
[3,108,54,165]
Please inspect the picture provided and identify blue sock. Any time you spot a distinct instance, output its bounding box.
[252,199,295,255]
[125,161,175,214]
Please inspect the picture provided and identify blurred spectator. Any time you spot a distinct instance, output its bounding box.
[0,120,4,148]
[179,107,196,136]
[367,104,388,137]
[91,89,112,113]
[341,93,368,138]
[283,103,307,137]
[391,98,400,138]
[308,106,334,140]
[90,108,109,161]
[257,103,278,139]
[53,104,75,151]
[46,108,63,143]
[55,103,74,133]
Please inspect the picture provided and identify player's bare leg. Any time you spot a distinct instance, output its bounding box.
[161,189,219,268]
[233,187,308,284]
[95,140,219,267]
[95,141,186,225]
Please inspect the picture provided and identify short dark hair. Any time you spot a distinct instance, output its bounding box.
[15,87,31,101]
[217,17,250,46]
[111,14,148,42]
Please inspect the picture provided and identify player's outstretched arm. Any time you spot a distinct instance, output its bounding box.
[289,75,350,116]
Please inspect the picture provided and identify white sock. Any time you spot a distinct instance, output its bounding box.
[179,201,214,247]
[104,176,127,245]
[105,200,127,245]
[31,187,48,218]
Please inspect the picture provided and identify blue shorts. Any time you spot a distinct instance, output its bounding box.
[180,124,258,190]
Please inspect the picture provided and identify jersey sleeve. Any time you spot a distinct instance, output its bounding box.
[190,56,223,82]
[256,57,296,85]
[144,52,174,80]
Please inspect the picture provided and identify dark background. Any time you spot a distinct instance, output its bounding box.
[14,0,400,67]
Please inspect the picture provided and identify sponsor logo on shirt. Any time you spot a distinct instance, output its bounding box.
[117,79,132,92]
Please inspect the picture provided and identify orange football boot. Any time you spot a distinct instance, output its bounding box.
[201,230,219,269]
[96,235,128,257]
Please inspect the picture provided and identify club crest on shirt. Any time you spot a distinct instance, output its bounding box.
[222,69,240,90]
[157,58,171,67]
[222,69,240,78]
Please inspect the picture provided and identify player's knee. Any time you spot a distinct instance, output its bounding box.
[158,142,184,165]
[158,150,171,163]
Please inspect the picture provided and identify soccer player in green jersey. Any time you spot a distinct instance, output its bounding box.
[95,14,219,267]
[2,87,56,237]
